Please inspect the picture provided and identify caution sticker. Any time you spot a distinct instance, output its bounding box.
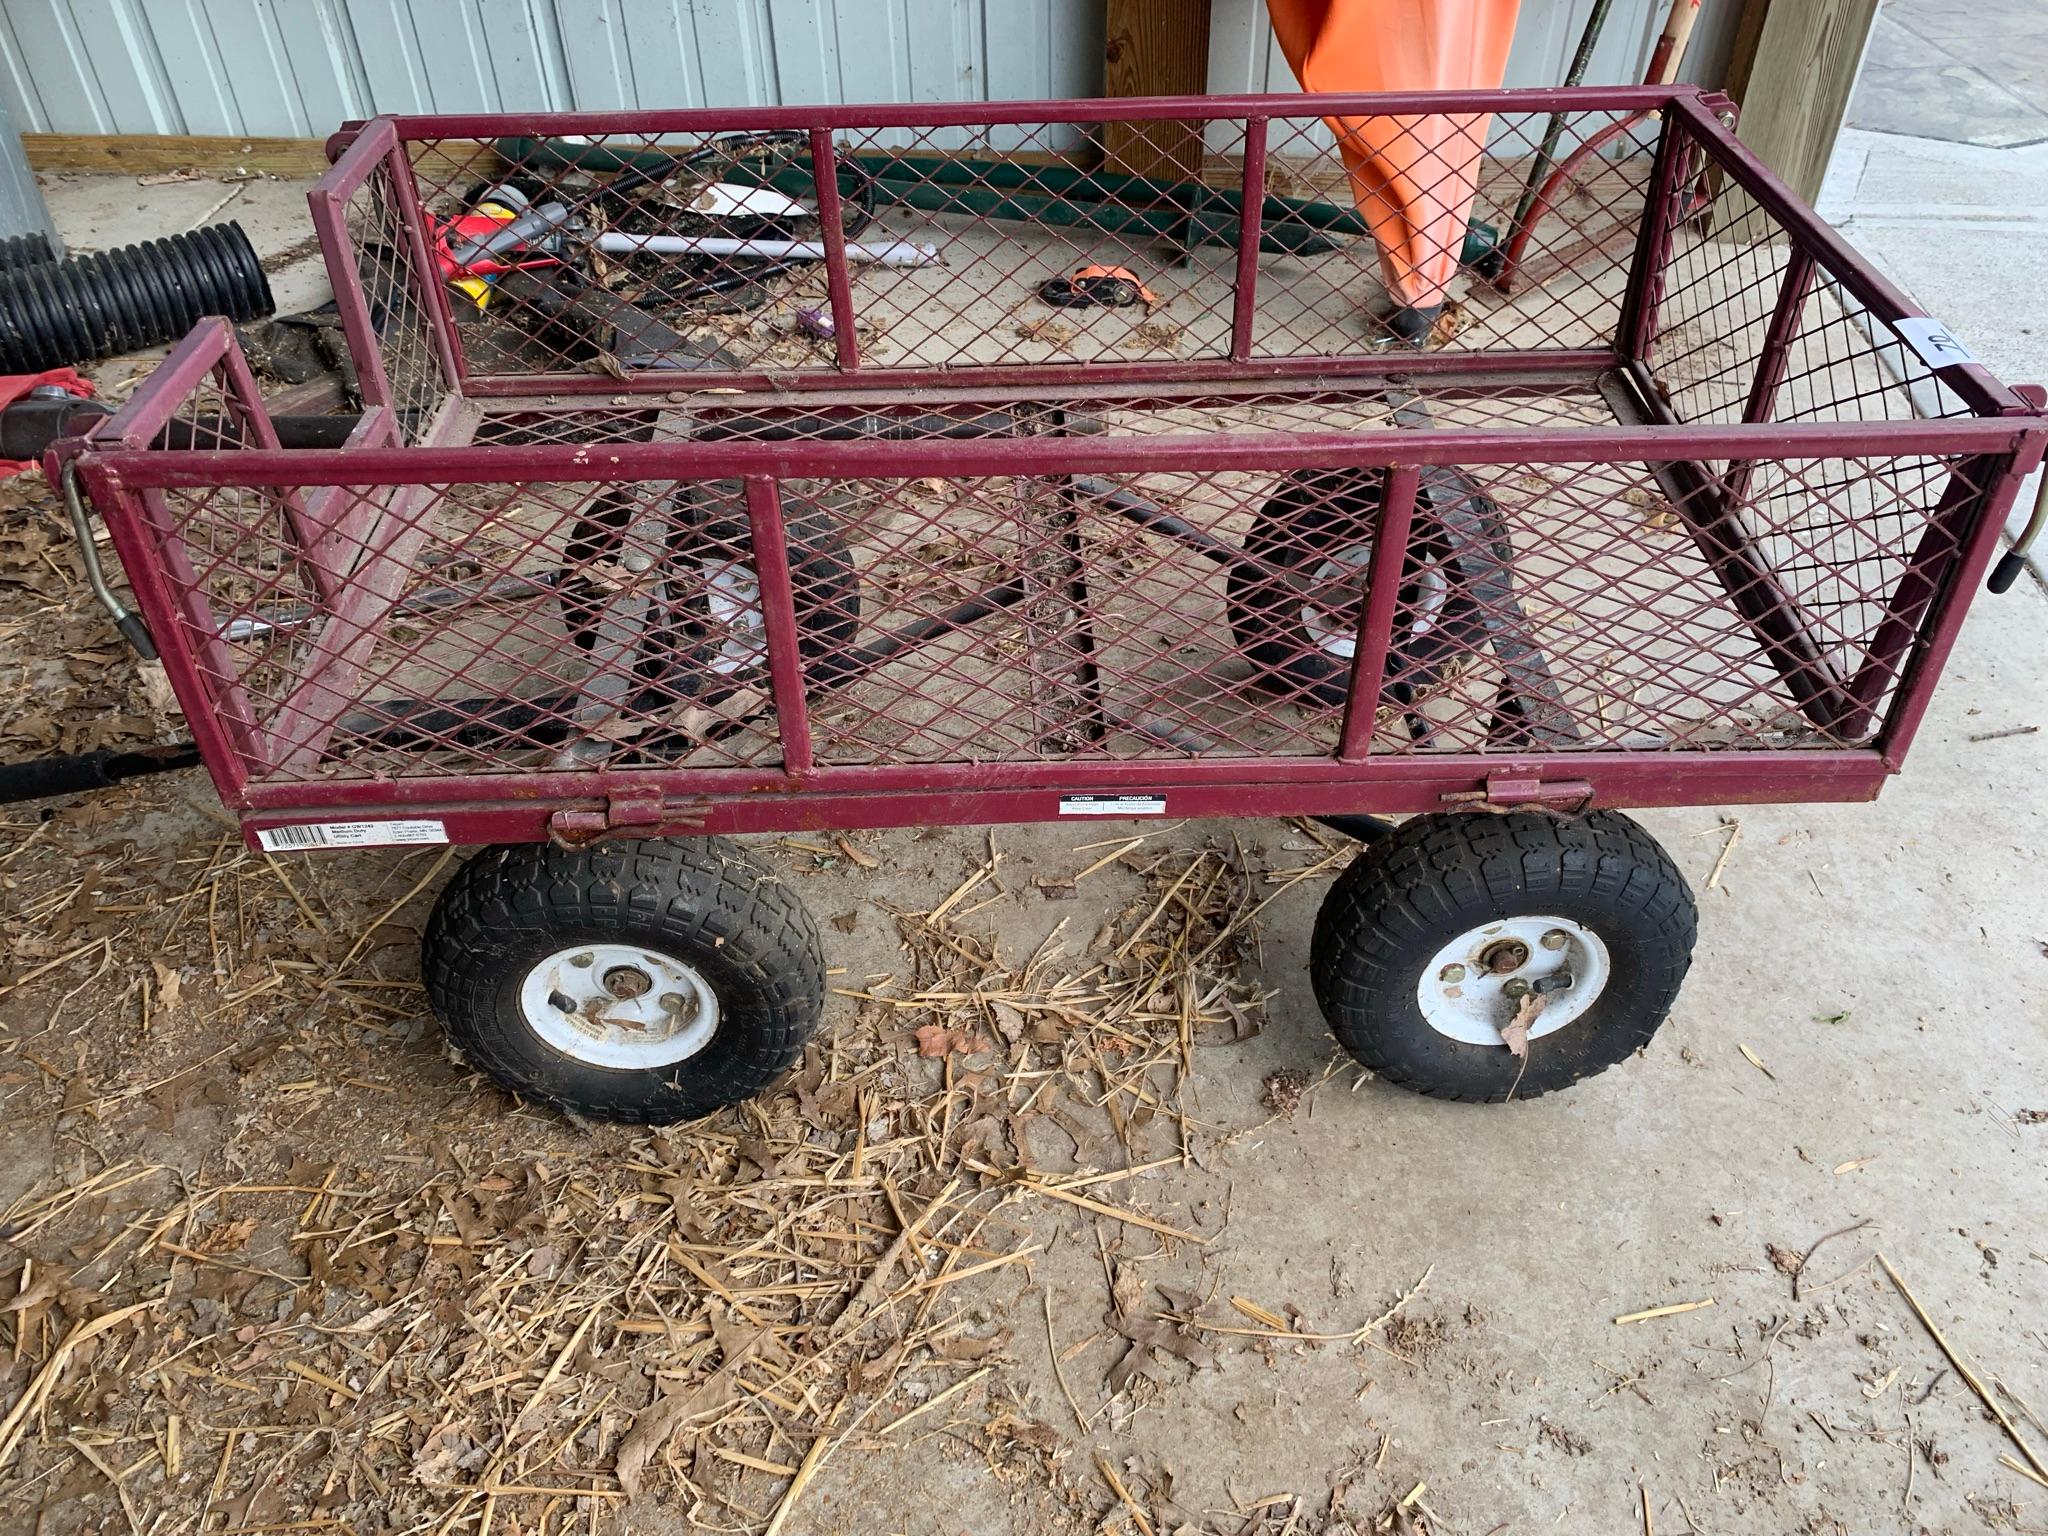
[257,819,449,851]
[1058,793,1166,817]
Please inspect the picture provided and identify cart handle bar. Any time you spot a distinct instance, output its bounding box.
[1988,469,2048,594]
[61,461,156,660]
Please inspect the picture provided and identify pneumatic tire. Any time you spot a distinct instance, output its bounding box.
[1310,810,1696,1102]
[421,836,822,1124]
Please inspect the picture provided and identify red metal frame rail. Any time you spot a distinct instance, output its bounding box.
[54,88,2046,851]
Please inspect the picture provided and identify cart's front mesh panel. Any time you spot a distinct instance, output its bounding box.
[144,363,322,767]
[127,430,1991,786]
[383,106,1651,382]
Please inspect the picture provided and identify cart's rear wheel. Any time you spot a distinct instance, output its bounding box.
[422,837,822,1124]
[1226,467,1489,709]
[561,480,861,709]
[1311,810,1695,1101]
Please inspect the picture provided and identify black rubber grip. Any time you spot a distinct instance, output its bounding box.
[1988,551,2026,594]
[115,613,159,660]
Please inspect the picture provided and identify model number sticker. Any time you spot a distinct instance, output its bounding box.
[1059,794,1165,816]
[1895,316,1978,371]
[257,819,449,851]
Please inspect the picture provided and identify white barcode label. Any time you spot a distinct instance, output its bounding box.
[1059,793,1166,817]
[257,819,449,851]
[1895,316,1978,371]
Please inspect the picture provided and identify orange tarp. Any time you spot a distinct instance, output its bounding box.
[1267,0,1522,311]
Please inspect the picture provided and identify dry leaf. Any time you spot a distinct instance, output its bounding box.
[1132,318,1183,352]
[1261,1069,1308,1118]
[914,1023,990,1059]
[1623,484,1681,532]
[1832,1156,1877,1175]
[932,1326,1013,1361]
[149,960,183,1013]
[1738,1042,1774,1079]
[1428,299,1469,346]
[984,1413,1063,1454]
[1014,316,1074,347]
[616,1319,771,1499]
[1499,993,1543,1058]
[1,1265,69,1316]
[988,999,1028,1045]
[193,1217,259,1255]
[833,835,879,870]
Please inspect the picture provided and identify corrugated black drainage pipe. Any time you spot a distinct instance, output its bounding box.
[0,232,54,274]
[0,222,274,372]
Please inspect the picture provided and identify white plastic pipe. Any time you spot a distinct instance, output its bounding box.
[592,231,938,267]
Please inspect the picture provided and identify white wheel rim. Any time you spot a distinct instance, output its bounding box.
[1299,543,1450,659]
[699,557,767,675]
[518,942,721,1070]
[1415,916,1612,1047]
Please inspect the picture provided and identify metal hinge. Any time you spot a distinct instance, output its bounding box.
[547,792,703,848]
[1441,774,1594,814]
[1694,90,1739,130]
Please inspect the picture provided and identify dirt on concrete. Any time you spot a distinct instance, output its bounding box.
[5,148,2048,1534]
[2,447,2047,1536]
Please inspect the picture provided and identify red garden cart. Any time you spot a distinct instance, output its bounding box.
[47,87,2046,1120]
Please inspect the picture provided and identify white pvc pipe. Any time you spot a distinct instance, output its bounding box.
[592,231,938,267]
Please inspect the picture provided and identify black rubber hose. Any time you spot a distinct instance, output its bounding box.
[0,221,274,372]
[0,232,54,274]
[0,741,201,808]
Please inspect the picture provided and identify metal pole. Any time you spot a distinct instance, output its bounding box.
[1506,0,1619,260]
[0,100,59,254]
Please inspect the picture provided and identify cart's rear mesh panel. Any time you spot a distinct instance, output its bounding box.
[1642,117,1972,430]
[385,104,1655,382]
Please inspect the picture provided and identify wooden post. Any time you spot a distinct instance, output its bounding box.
[1723,0,1881,203]
[1102,0,1213,182]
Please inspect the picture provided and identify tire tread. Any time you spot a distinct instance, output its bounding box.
[1310,811,1696,1102]
[421,837,822,1124]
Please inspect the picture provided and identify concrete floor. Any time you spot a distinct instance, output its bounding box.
[1850,0,2048,147]
[1826,0,2048,586]
[16,56,2048,1534]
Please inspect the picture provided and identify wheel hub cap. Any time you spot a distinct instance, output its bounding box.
[1300,542,1451,659]
[1416,916,1611,1046]
[519,942,720,1070]
[700,557,767,675]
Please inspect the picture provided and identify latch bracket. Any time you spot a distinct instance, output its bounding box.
[1441,774,1595,814]
[547,792,703,847]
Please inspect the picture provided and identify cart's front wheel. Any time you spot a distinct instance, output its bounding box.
[1311,810,1695,1101]
[422,837,822,1124]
